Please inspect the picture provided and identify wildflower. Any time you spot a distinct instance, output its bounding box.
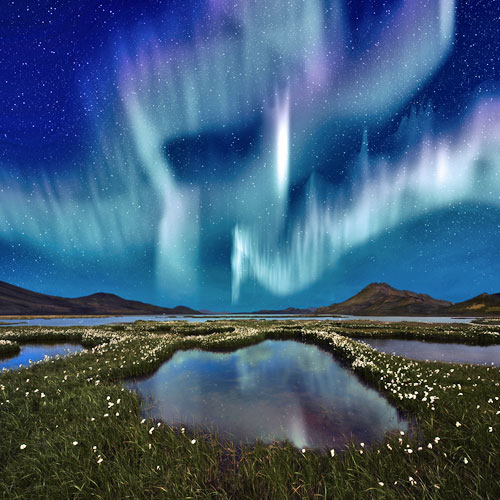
[330,449,335,457]
[191,439,197,445]
[141,418,146,424]
[378,482,384,487]
[488,427,493,433]
[20,444,26,450]
[463,457,468,464]
[149,427,154,435]
[427,443,433,449]
[456,421,461,428]
[72,441,78,446]
[434,437,440,444]
[97,456,103,464]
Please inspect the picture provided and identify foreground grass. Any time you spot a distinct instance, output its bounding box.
[0,320,499,499]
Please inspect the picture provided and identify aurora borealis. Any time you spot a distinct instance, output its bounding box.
[1,0,499,310]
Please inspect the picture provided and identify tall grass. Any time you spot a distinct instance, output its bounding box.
[0,320,499,499]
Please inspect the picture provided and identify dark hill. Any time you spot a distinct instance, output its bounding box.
[251,307,317,315]
[444,292,500,316]
[0,281,199,316]
[315,282,452,316]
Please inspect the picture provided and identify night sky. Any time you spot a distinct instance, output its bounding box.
[1,0,499,311]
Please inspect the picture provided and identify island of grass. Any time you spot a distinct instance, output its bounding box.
[1,320,499,499]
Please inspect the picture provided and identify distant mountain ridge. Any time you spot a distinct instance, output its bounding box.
[251,307,318,315]
[316,283,500,316]
[1,280,499,317]
[445,292,500,316]
[0,281,199,316]
[316,282,452,316]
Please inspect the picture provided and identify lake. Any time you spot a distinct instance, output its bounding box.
[125,340,408,450]
[0,314,475,327]
[360,338,500,366]
[0,343,84,371]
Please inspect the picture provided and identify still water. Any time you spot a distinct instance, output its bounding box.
[360,338,500,366]
[126,340,407,449]
[0,343,84,371]
[0,315,475,327]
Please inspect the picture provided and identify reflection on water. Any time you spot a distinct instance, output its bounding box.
[126,340,407,449]
[0,343,84,371]
[360,338,500,366]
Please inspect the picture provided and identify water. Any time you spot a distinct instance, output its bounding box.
[125,340,407,449]
[0,343,84,371]
[360,338,500,366]
[0,314,475,327]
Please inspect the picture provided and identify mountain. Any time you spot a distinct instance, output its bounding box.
[0,281,199,316]
[315,283,452,316]
[250,307,318,315]
[443,292,500,316]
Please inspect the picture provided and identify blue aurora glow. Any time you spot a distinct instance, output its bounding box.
[1,0,499,310]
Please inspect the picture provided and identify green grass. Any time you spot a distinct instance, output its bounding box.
[1,320,499,499]
[0,339,20,357]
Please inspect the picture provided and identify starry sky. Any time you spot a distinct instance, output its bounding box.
[1,0,499,311]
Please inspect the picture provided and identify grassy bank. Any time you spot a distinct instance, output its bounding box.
[0,339,20,357]
[1,320,499,499]
[329,320,500,345]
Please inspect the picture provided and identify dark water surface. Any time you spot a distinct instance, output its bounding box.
[126,340,407,449]
[360,338,500,366]
[0,343,84,371]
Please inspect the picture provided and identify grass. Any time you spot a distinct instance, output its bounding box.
[0,339,20,357]
[0,320,499,499]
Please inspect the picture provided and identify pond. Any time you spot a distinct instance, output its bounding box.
[0,343,84,371]
[125,340,408,450]
[360,338,500,366]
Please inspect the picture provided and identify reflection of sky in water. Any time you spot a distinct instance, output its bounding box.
[361,339,500,366]
[0,343,83,371]
[127,340,407,449]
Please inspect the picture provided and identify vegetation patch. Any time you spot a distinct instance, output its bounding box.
[333,320,500,345]
[0,339,20,357]
[1,320,499,499]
